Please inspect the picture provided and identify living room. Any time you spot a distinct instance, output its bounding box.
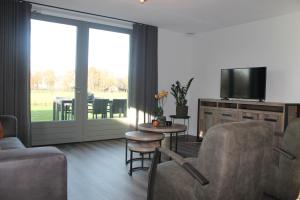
[1,0,300,200]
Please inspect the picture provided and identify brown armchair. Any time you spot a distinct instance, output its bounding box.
[148,121,273,200]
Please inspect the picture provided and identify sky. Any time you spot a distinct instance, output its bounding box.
[30,19,130,79]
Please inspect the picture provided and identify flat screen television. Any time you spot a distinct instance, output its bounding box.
[220,67,266,101]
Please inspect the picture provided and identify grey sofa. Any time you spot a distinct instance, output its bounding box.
[0,115,67,200]
[148,121,273,200]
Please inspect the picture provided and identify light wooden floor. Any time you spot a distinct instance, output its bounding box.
[57,136,200,200]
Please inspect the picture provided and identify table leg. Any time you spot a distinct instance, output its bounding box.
[187,119,190,136]
[187,119,190,134]
[175,132,178,153]
[53,102,56,120]
[184,119,186,136]
[61,102,65,120]
[125,139,128,164]
[57,104,60,120]
[129,150,133,176]
[169,133,173,151]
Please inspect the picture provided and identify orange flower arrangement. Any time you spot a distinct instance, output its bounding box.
[154,90,168,118]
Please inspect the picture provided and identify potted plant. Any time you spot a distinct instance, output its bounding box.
[153,90,168,127]
[170,78,194,117]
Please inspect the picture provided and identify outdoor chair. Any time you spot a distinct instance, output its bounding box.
[110,99,127,118]
[65,99,75,120]
[93,99,110,119]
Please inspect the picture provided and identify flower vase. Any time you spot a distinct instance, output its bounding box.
[152,119,159,127]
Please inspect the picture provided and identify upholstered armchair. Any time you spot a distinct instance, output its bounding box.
[263,118,300,200]
[148,121,273,200]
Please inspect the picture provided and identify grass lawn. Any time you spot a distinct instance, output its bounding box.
[31,90,127,122]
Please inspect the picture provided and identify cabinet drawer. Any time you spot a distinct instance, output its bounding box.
[200,108,217,134]
[217,110,238,121]
[200,108,216,119]
[240,112,259,121]
[259,114,284,134]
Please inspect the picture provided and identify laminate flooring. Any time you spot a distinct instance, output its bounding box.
[57,135,200,200]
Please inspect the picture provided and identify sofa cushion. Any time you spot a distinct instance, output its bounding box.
[0,137,25,150]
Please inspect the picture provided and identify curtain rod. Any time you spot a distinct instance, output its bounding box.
[21,1,143,25]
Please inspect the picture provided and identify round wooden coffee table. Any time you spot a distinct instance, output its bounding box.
[125,131,164,176]
[138,123,187,152]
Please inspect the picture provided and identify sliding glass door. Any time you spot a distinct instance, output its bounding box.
[30,14,131,145]
[84,27,130,141]
[31,19,77,122]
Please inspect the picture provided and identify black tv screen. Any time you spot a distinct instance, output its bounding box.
[220,67,266,100]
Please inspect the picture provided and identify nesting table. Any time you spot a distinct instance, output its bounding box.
[125,131,164,175]
[138,123,187,153]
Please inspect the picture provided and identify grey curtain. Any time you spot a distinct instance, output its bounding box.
[129,23,158,123]
[0,0,31,146]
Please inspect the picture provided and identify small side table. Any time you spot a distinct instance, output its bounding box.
[169,115,190,136]
[138,123,186,153]
[125,131,164,176]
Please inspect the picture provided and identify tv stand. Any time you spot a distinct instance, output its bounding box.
[197,98,300,147]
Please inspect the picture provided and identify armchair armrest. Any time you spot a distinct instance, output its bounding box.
[158,147,209,185]
[0,147,67,200]
[273,147,296,160]
[0,115,17,137]
[147,147,209,200]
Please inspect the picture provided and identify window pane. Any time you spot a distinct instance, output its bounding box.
[87,28,130,120]
[31,19,77,122]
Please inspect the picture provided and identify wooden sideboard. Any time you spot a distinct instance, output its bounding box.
[197,98,300,147]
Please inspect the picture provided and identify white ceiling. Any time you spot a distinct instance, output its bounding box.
[30,0,300,33]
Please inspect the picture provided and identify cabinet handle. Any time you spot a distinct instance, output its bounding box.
[264,118,277,122]
[222,113,232,117]
[242,116,254,120]
[204,112,212,115]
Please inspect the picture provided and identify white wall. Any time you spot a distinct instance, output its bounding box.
[194,12,300,102]
[158,29,200,135]
[158,12,300,136]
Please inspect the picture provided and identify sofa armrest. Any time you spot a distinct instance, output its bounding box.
[0,115,17,137]
[0,147,67,200]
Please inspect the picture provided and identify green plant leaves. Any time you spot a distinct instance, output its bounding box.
[170,78,194,106]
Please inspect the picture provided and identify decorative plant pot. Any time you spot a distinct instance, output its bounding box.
[152,119,159,127]
[176,105,188,117]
